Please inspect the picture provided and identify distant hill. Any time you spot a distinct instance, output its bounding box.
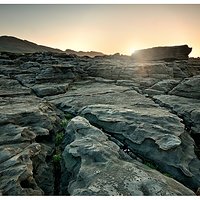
[0,36,105,57]
[65,49,105,57]
[0,36,63,54]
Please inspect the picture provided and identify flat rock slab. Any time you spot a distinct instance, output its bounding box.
[46,81,158,115]
[153,95,200,135]
[169,75,200,99]
[31,82,70,97]
[87,59,173,80]
[62,116,195,195]
[147,79,180,93]
[0,75,31,97]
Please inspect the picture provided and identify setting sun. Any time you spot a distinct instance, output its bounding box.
[0,4,200,57]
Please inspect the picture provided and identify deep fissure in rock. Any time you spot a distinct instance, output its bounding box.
[35,134,53,144]
[191,133,200,159]
[20,179,35,189]
[81,116,199,189]
[52,124,69,195]
[31,133,56,195]
[84,119,160,171]
[53,151,61,195]
[31,151,54,195]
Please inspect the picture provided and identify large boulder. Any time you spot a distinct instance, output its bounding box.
[131,45,192,61]
[61,116,195,196]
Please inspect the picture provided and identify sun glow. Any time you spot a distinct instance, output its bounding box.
[0,5,200,57]
[128,48,136,55]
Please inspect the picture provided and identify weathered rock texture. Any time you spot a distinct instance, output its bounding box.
[153,95,200,135]
[79,104,200,190]
[61,116,195,196]
[0,96,64,195]
[132,45,192,61]
[0,49,200,196]
[169,75,200,99]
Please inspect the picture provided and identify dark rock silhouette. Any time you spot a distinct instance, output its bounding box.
[132,45,192,61]
[65,49,105,57]
[0,36,63,54]
[0,35,105,57]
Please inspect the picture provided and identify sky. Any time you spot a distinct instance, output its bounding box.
[0,4,200,57]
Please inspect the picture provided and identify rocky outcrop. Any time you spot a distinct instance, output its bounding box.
[0,50,200,196]
[45,78,200,191]
[61,116,195,195]
[86,60,174,81]
[131,45,192,61]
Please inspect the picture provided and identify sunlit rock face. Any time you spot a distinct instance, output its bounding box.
[131,45,192,61]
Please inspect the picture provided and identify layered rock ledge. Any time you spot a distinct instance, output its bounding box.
[0,50,200,195]
[132,45,192,61]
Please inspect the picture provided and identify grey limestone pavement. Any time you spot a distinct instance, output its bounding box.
[0,50,200,195]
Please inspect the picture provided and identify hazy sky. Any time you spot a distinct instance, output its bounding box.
[0,4,200,56]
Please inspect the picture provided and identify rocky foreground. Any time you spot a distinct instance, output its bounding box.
[0,49,200,195]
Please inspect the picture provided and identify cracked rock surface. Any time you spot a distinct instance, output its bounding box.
[0,52,200,195]
[79,104,200,190]
[0,96,64,195]
[61,116,194,195]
